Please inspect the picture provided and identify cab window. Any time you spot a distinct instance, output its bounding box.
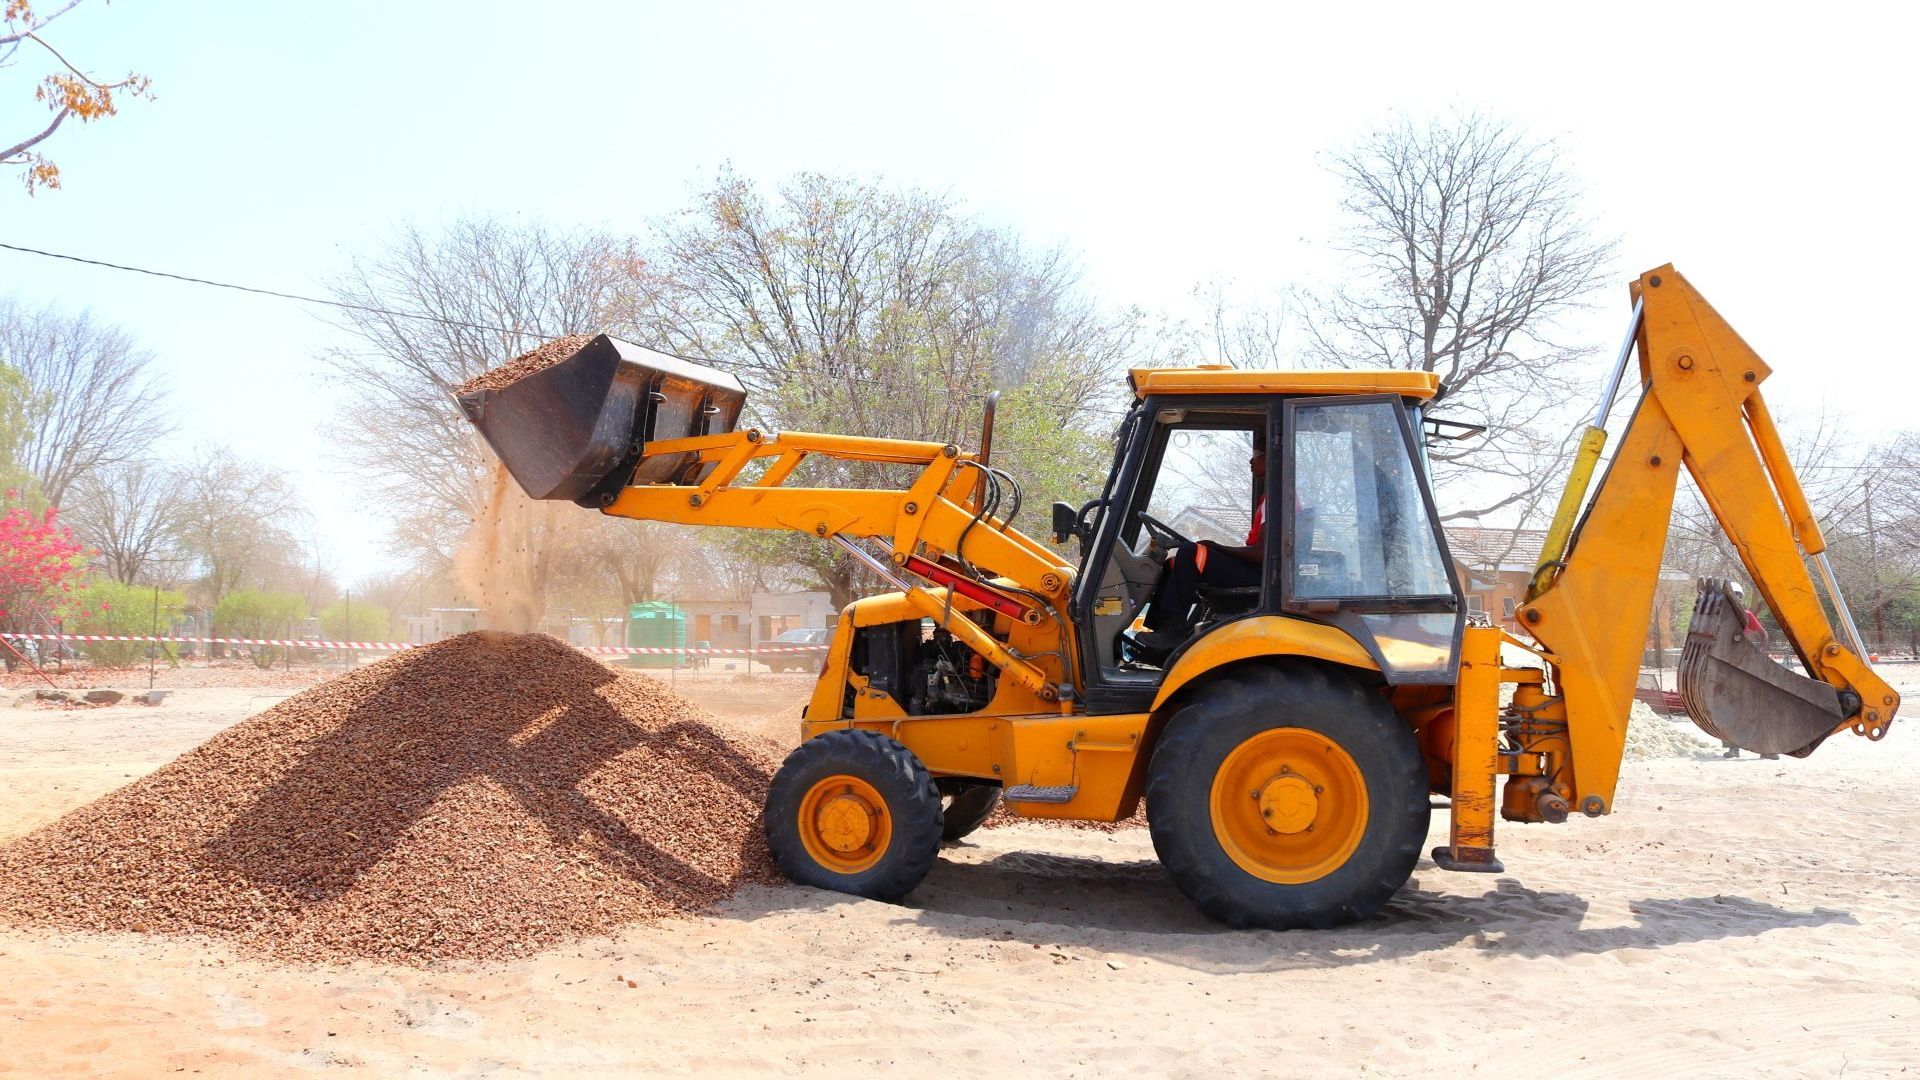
[1290,399,1450,599]
[1142,427,1258,547]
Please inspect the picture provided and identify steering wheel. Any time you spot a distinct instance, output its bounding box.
[1134,510,1193,552]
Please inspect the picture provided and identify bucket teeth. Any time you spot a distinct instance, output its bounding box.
[1677,577,1848,757]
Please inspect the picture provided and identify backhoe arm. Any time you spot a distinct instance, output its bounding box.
[1519,266,1898,810]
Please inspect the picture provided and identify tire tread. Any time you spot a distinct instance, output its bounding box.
[765,729,944,901]
[1145,662,1428,929]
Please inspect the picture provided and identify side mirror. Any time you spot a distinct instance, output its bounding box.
[1052,501,1079,545]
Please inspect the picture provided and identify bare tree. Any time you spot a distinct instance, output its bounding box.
[169,448,306,605]
[552,516,683,609]
[623,169,1143,606]
[1185,279,1288,369]
[1301,111,1617,522]
[350,568,436,623]
[2,0,151,192]
[1663,409,1919,651]
[322,219,631,574]
[64,460,184,584]
[254,524,341,614]
[0,296,170,506]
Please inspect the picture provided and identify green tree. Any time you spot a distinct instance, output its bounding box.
[212,588,307,668]
[319,597,390,642]
[69,577,185,666]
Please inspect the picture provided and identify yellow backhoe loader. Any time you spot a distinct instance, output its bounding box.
[457,265,1898,929]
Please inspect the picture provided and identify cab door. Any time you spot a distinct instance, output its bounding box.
[1065,398,1276,710]
[1280,395,1463,683]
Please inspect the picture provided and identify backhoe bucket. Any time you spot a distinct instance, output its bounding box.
[1677,578,1855,757]
[455,335,746,505]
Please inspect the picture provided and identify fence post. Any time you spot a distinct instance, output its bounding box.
[149,586,159,690]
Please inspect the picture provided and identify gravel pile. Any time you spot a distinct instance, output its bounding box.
[0,632,780,965]
[455,334,598,395]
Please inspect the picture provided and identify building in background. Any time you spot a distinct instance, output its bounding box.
[405,607,480,644]
[751,590,837,642]
[676,590,835,650]
[1444,526,1550,628]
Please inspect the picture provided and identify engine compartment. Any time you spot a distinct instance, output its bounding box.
[847,618,999,716]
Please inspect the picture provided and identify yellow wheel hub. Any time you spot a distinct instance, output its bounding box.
[1211,727,1368,884]
[797,774,892,874]
[1259,773,1319,834]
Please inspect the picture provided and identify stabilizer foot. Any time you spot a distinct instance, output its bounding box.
[1430,845,1505,874]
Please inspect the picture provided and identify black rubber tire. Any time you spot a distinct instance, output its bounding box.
[764,729,944,901]
[1145,661,1429,930]
[938,781,1002,841]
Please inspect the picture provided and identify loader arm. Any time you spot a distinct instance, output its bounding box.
[1519,265,1899,811]
[601,428,1079,702]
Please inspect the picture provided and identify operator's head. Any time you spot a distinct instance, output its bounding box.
[1250,428,1268,479]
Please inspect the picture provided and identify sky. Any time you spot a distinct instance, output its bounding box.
[5,0,1917,586]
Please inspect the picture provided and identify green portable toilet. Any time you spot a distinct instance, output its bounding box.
[625,602,685,668]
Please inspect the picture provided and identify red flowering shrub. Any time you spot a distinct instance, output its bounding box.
[0,490,90,640]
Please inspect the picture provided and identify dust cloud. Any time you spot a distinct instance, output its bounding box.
[453,459,563,633]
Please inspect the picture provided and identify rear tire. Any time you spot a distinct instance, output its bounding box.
[938,781,1002,841]
[765,729,943,901]
[1145,662,1428,929]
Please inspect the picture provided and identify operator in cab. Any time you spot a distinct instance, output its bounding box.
[1135,428,1267,658]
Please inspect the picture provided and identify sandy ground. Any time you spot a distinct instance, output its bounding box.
[2,668,1916,1078]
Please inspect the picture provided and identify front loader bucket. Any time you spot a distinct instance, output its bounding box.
[455,335,746,505]
[1678,578,1857,757]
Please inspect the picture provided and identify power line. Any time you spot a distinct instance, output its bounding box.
[0,239,753,373]
[0,240,541,339]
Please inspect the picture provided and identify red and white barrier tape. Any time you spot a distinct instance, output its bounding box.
[0,632,829,658]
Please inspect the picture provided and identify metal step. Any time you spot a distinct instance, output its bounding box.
[1002,784,1076,804]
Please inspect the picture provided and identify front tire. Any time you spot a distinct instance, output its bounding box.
[1146,662,1429,929]
[765,730,944,901]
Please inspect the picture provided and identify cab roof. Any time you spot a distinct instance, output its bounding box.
[1128,366,1441,401]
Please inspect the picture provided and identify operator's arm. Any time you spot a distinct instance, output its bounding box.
[1202,493,1267,565]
